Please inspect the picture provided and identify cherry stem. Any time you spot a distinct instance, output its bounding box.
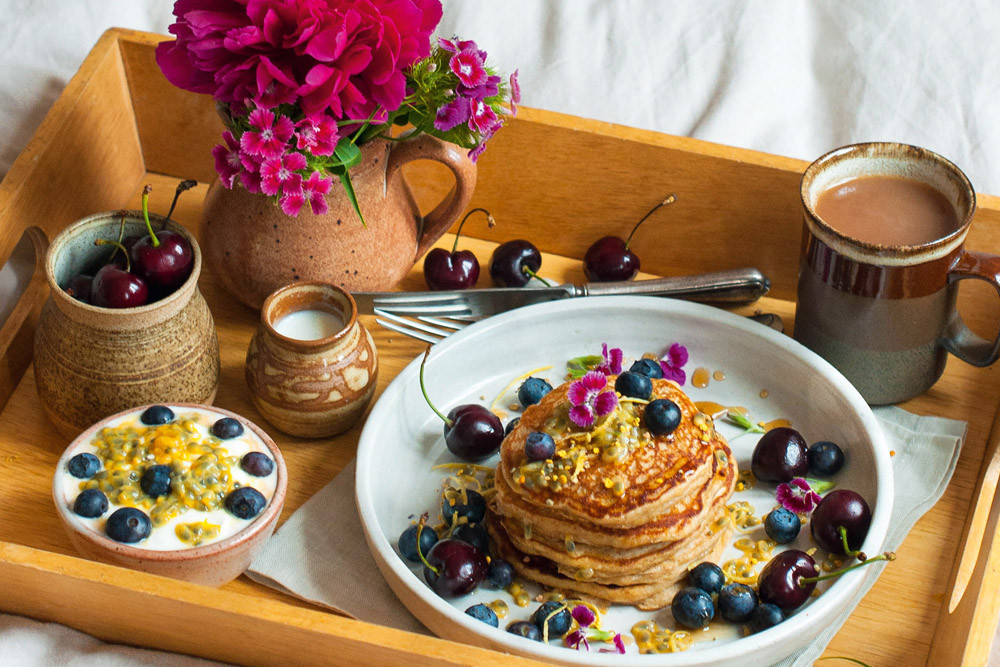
[414,515,439,575]
[624,193,677,249]
[95,239,131,273]
[141,184,160,248]
[104,211,128,265]
[798,551,896,586]
[419,346,453,427]
[452,207,495,253]
[163,179,197,229]
[838,525,863,560]
[520,265,553,287]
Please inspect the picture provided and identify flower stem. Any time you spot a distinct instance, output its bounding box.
[140,185,160,248]
[94,238,131,273]
[452,208,495,253]
[624,193,676,249]
[799,551,895,586]
[419,347,453,427]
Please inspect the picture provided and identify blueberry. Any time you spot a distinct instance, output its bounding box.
[531,601,572,638]
[615,371,652,400]
[671,586,714,629]
[241,451,274,477]
[504,417,520,436]
[808,440,845,477]
[465,603,499,627]
[212,417,244,440]
[629,358,664,379]
[524,431,555,461]
[645,399,682,436]
[517,377,552,408]
[72,489,108,518]
[105,507,151,543]
[140,405,174,426]
[506,620,541,641]
[718,583,758,623]
[486,558,515,589]
[689,562,725,595]
[443,489,486,525]
[749,603,786,633]
[140,465,172,498]
[452,523,490,555]
[225,486,267,519]
[67,453,101,479]
[764,507,802,544]
[398,523,438,563]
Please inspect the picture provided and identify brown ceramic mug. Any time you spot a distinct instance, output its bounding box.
[245,282,378,437]
[794,142,1000,405]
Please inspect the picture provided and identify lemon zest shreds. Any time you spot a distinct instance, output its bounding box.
[490,366,554,414]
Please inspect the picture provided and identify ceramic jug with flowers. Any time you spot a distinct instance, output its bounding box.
[156,0,519,308]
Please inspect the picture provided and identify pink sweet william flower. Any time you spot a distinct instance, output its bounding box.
[211,130,242,188]
[564,605,625,654]
[469,98,500,134]
[278,174,305,216]
[260,151,307,197]
[301,170,333,215]
[449,48,487,87]
[467,132,491,162]
[438,36,486,60]
[434,97,470,132]
[776,478,823,513]
[659,343,689,385]
[568,371,618,428]
[595,343,624,376]
[241,108,295,159]
[509,69,521,115]
[294,115,339,157]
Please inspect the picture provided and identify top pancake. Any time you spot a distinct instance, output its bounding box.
[499,376,726,527]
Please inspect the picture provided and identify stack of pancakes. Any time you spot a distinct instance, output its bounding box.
[487,376,737,610]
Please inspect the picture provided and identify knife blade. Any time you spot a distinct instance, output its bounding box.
[352,267,770,317]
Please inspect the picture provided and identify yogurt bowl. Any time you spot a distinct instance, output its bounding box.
[52,403,286,586]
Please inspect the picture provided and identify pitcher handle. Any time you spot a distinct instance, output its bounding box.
[385,133,478,260]
[943,249,1000,367]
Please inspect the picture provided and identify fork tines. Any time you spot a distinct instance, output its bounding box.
[373,308,473,344]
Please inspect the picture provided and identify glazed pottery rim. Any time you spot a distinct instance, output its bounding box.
[260,281,358,350]
[52,402,287,562]
[800,141,976,260]
[45,210,202,315]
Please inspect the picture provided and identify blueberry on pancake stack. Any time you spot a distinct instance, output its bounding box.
[487,377,737,610]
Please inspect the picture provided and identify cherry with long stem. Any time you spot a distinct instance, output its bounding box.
[799,550,895,588]
[423,208,495,290]
[622,194,676,251]
[140,184,160,248]
[583,193,677,282]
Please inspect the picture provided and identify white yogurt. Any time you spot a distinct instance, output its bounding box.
[58,407,278,551]
[273,309,343,341]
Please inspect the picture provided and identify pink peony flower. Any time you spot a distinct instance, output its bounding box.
[241,108,295,159]
[776,478,823,513]
[449,48,487,87]
[294,115,339,156]
[212,130,243,188]
[568,371,618,428]
[260,151,307,196]
[659,342,689,385]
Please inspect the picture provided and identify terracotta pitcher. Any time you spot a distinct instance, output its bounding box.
[201,134,477,309]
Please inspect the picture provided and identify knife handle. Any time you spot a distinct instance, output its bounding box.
[578,268,770,304]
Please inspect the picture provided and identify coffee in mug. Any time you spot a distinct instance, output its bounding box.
[794,142,1000,404]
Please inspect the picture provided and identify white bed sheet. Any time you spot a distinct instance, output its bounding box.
[1,1,998,665]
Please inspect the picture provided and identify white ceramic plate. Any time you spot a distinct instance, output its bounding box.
[355,297,892,665]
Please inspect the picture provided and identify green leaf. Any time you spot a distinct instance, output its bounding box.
[805,477,836,495]
[566,354,604,379]
[334,139,363,170]
[337,170,366,228]
[724,410,765,434]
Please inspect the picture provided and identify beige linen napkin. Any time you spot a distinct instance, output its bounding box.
[246,406,966,662]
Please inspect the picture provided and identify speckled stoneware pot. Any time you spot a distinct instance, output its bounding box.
[52,403,286,587]
[202,134,477,309]
[794,142,1000,404]
[34,212,220,438]
[246,282,378,437]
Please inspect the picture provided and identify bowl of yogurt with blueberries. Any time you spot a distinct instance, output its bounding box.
[52,403,286,586]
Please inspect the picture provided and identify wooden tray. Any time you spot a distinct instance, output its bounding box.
[1,28,999,666]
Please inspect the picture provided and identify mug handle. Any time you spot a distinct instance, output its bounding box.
[384,133,478,261]
[943,250,1000,366]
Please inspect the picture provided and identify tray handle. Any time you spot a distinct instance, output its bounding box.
[0,226,50,411]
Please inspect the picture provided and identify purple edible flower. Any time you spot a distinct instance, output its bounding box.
[595,343,624,376]
[449,48,487,87]
[776,478,823,513]
[568,371,619,428]
[240,107,294,159]
[260,151,307,197]
[211,130,242,189]
[565,605,625,654]
[659,342,689,385]
[434,97,470,132]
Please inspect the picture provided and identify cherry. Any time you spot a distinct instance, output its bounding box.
[423,208,494,290]
[131,185,193,293]
[489,239,552,287]
[750,427,809,483]
[583,194,675,282]
[91,239,148,308]
[419,348,503,461]
[810,489,872,556]
[63,274,93,303]
[421,538,488,598]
